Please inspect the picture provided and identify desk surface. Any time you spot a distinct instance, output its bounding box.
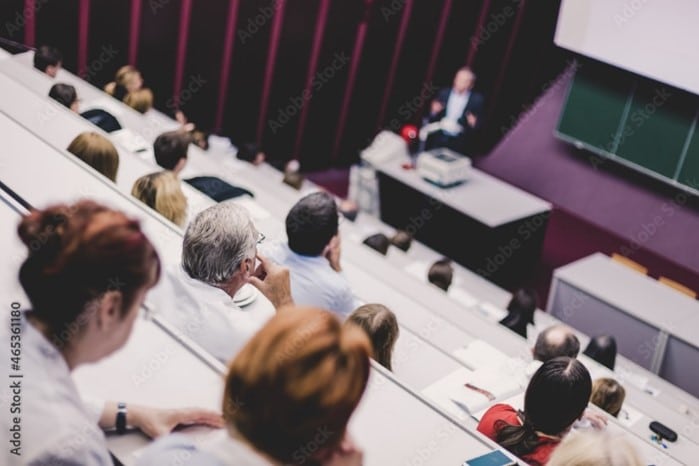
[376,158,551,227]
[4,52,698,462]
[0,58,215,216]
[553,253,699,342]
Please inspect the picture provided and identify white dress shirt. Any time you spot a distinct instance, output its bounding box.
[136,430,270,466]
[262,242,357,318]
[148,265,275,363]
[0,313,112,465]
[444,90,471,135]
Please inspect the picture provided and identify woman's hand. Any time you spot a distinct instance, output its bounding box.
[129,405,224,438]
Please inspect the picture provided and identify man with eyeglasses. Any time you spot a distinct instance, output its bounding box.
[149,201,293,362]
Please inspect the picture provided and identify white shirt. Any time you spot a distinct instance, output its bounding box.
[444,90,471,135]
[0,313,112,465]
[263,242,357,317]
[148,265,275,363]
[136,431,270,466]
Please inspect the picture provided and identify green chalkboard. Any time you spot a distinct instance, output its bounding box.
[676,124,699,189]
[557,61,699,193]
[557,65,631,153]
[616,82,696,178]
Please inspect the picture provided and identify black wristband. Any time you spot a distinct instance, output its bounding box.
[116,402,127,434]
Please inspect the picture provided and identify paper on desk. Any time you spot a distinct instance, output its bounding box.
[404,260,429,281]
[234,197,271,220]
[422,367,522,416]
[476,302,509,322]
[111,128,151,154]
[617,403,644,428]
[448,287,479,308]
[453,340,511,370]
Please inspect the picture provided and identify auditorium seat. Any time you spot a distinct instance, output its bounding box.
[611,253,649,275]
[658,276,697,299]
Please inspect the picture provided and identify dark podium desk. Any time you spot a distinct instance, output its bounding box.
[376,159,551,289]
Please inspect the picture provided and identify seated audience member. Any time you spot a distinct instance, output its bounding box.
[33,45,62,77]
[153,130,253,201]
[547,431,643,466]
[105,65,144,101]
[478,357,592,466]
[137,307,370,466]
[338,198,359,222]
[425,67,484,154]
[499,288,538,339]
[346,303,399,370]
[124,88,154,114]
[283,171,305,190]
[48,83,79,112]
[362,233,390,256]
[191,130,209,151]
[5,200,222,464]
[583,335,617,370]
[67,131,120,182]
[390,230,412,252]
[151,202,291,362]
[590,378,626,418]
[131,171,188,227]
[264,192,357,317]
[428,258,453,291]
[533,324,580,362]
[236,142,266,165]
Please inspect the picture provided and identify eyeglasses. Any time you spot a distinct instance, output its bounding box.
[257,232,266,244]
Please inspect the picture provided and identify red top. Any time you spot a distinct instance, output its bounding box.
[477,404,560,466]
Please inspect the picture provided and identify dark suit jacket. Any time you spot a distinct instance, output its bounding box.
[429,88,485,132]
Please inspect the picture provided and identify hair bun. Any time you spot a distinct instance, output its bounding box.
[18,205,71,263]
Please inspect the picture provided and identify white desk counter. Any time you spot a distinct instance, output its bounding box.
[375,158,551,228]
[549,252,699,397]
[0,62,215,218]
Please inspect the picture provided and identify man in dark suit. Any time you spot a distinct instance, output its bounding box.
[425,67,484,154]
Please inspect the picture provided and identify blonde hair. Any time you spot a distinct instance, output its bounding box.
[131,171,188,227]
[346,303,399,370]
[124,88,153,114]
[66,132,119,182]
[105,65,143,96]
[590,378,626,417]
[224,307,371,465]
[547,431,643,466]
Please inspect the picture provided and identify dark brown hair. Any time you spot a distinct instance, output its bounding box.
[223,307,371,464]
[18,201,160,338]
[428,258,453,291]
